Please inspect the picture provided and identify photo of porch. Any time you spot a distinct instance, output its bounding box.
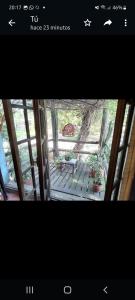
[0,99,135,201]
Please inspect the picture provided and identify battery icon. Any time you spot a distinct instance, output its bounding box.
[23,5,28,10]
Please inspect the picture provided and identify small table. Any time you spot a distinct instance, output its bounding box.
[61,159,78,175]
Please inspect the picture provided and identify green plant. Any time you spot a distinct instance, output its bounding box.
[87,155,102,171]
[55,156,63,164]
[54,156,64,168]
[93,169,102,185]
[87,155,97,168]
[65,151,76,161]
[23,172,32,181]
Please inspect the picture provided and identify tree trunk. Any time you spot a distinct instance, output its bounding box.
[73,109,93,152]
[99,108,109,148]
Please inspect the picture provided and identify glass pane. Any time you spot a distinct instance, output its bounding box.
[11,99,23,105]
[34,166,39,190]
[90,109,103,141]
[23,169,33,187]
[26,99,33,107]
[47,109,53,139]
[18,142,30,170]
[27,110,35,137]
[31,141,37,160]
[6,153,15,182]
[0,101,16,183]
[48,151,54,161]
[48,140,53,151]
[120,104,130,146]
[12,108,27,141]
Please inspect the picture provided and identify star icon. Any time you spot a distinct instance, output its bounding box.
[84,19,92,27]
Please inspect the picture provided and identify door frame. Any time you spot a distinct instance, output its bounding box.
[104,99,135,201]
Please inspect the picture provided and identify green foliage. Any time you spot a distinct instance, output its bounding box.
[106,100,118,123]
[54,155,64,169]
[65,151,77,161]
[55,156,63,164]
[87,154,102,171]
[100,120,114,166]
[87,155,104,185]
[23,171,32,181]
[94,169,103,185]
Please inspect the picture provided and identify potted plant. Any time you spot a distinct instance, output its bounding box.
[87,155,98,178]
[65,151,76,161]
[65,153,71,161]
[55,156,63,169]
[88,154,103,178]
[92,169,103,193]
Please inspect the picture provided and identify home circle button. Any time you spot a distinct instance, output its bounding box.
[64,286,72,295]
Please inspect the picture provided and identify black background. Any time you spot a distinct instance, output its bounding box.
[0,16,135,286]
[0,35,134,99]
[0,202,135,280]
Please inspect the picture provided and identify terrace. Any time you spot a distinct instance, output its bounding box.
[0,99,135,201]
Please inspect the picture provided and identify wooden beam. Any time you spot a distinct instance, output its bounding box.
[11,103,33,110]
[51,105,59,158]
[33,100,47,201]
[23,100,38,201]
[42,100,50,199]
[2,100,25,200]
[17,136,35,145]
[47,107,81,111]
[56,139,99,144]
[48,139,99,145]
[119,108,135,200]
[113,104,135,201]
[57,149,97,155]
[104,99,127,201]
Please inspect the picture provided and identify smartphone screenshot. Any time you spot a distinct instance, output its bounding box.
[0,0,135,299]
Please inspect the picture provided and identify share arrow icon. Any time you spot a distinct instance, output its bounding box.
[103,19,112,26]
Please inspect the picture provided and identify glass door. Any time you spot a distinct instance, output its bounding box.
[2,99,50,201]
[104,99,135,201]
